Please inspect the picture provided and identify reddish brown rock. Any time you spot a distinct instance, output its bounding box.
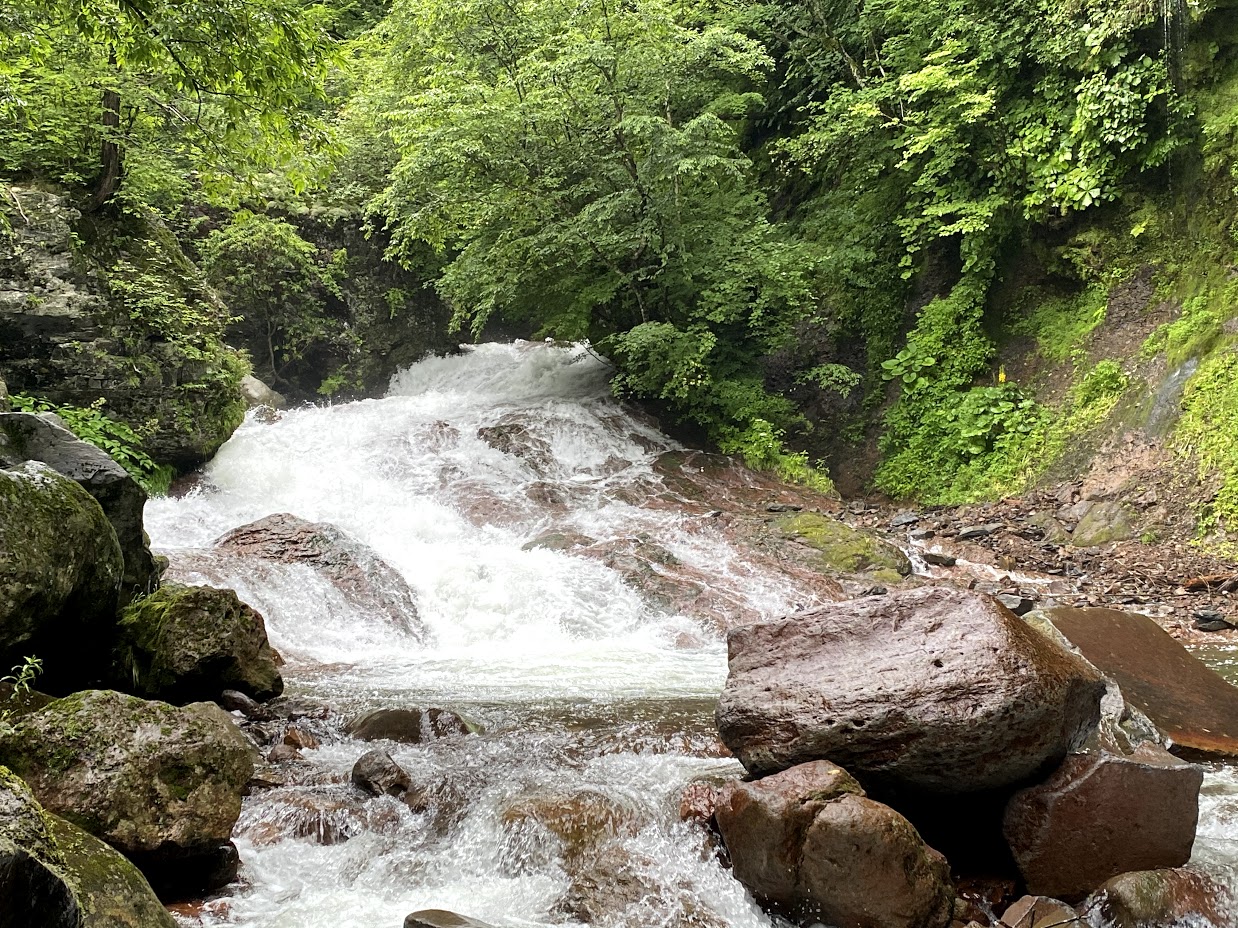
[714,761,954,928]
[678,781,720,825]
[214,513,423,637]
[999,895,1080,928]
[351,749,412,799]
[1003,745,1202,899]
[1047,606,1238,760]
[1083,868,1234,928]
[717,587,1106,792]
[282,725,320,751]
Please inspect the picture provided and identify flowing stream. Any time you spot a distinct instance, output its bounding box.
[146,341,1238,928]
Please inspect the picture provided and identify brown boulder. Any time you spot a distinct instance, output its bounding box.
[1046,606,1238,760]
[351,749,412,799]
[1083,868,1234,928]
[714,761,954,928]
[404,912,497,928]
[1004,745,1202,899]
[214,513,424,638]
[717,587,1106,792]
[346,707,473,743]
[999,895,1081,928]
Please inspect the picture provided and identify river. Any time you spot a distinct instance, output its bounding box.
[145,341,1238,928]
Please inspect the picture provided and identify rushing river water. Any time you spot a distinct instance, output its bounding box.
[146,341,1238,928]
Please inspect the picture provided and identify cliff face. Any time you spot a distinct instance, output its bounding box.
[0,188,245,470]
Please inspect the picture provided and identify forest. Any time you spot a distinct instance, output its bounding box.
[4,0,1238,517]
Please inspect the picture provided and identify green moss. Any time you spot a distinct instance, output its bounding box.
[778,512,911,576]
[1175,348,1238,553]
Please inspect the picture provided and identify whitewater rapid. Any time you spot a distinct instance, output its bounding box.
[146,341,1238,928]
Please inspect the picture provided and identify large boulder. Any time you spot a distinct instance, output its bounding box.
[1082,868,1234,928]
[716,587,1106,793]
[0,461,123,690]
[1003,745,1203,899]
[713,761,954,928]
[0,766,176,928]
[0,412,159,598]
[346,707,474,743]
[0,690,253,897]
[112,582,283,703]
[776,511,911,577]
[214,513,424,637]
[1045,606,1238,760]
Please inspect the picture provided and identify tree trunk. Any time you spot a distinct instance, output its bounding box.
[89,68,122,211]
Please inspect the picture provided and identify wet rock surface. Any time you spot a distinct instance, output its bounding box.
[998,895,1080,928]
[1082,868,1235,928]
[346,707,474,743]
[1003,745,1203,899]
[213,512,424,637]
[404,911,497,928]
[0,690,253,897]
[351,749,413,798]
[713,761,954,928]
[716,586,1106,792]
[1046,606,1238,759]
[112,582,283,704]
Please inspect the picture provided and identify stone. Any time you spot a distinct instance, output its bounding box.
[999,895,1080,928]
[351,749,412,798]
[501,789,642,861]
[777,512,912,576]
[713,761,954,928]
[1068,501,1135,547]
[214,513,424,637]
[717,587,1106,792]
[921,551,957,567]
[347,707,474,743]
[678,781,720,824]
[0,690,252,897]
[282,724,319,750]
[995,593,1036,616]
[0,766,178,927]
[238,374,286,409]
[0,461,123,691]
[0,411,158,598]
[112,582,283,704]
[890,510,920,528]
[520,529,595,552]
[266,743,303,764]
[0,377,8,413]
[1003,745,1202,899]
[957,523,1003,540]
[404,911,497,928]
[1083,868,1234,928]
[1046,606,1238,759]
[217,689,268,719]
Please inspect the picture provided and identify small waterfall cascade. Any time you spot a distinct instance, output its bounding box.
[146,341,1238,927]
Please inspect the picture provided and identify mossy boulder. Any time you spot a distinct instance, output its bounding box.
[0,412,159,599]
[0,690,253,897]
[113,582,283,704]
[0,765,175,928]
[0,461,123,690]
[1068,500,1137,547]
[777,512,911,576]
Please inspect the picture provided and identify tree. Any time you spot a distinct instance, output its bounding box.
[0,0,336,207]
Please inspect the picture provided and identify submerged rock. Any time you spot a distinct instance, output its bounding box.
[404,912,497,928]
[347,707,474,743]
[0,411,159,598]
[214,512,424,637]
[0,461,123,689]
[716,587,1106,792]
[713,761,953,928]
[1082,868,1235,928]
[0,690,253,897]
[113,582,283,704]
[1003,745,1202,899]
[351,749,412,798]
[1046,606,1238,759]
[0,766,176,927]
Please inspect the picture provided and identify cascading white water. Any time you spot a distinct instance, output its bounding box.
[148,341,1238,928]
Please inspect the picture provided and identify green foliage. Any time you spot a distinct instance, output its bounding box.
[1176,349,1238,549]
[880,348,937,392]
[718,418,835,494]
[199,210,357,392]
[10,395,172,495]
[0,656,43,728]
[1019,284,1110,363]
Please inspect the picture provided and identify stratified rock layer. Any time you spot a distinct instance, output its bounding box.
[717,587,1106,792]
[1047,606,1238,759]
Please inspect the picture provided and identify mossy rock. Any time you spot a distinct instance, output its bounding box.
[0,765,175,927]
[0,461,123,690]
[0,689,252,890]
[1069,501,1137,547]
[113,582,283,704]
[778,512,911,577]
